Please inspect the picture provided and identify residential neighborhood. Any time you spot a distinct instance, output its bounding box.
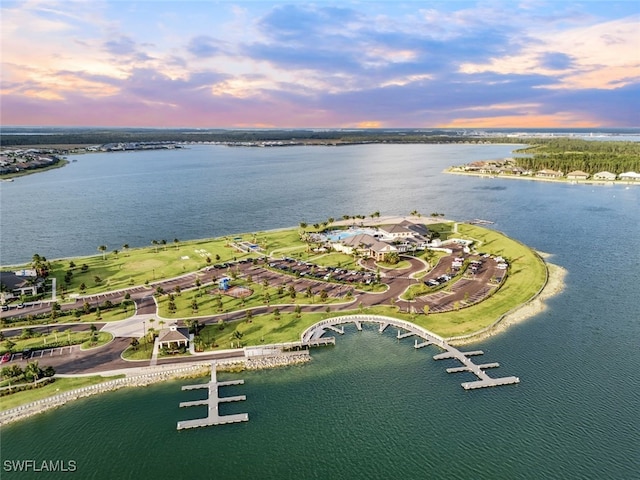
[450,158,640,182]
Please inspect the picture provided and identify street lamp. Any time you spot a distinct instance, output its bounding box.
[143,321,146,350]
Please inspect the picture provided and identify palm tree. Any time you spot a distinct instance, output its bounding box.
[299,222,307,231]
[161,239,167,250]
[98,245,107,260]
[173,238,180,250]
[151,240,159,253]
[25,361,40,383]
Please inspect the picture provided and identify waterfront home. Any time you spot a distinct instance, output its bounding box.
[567,170,590,180]
[593,171,617,181]
[536,169,563,178]
[618,171,640,181]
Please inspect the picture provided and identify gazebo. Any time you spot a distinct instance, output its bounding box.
[157,325,190,350]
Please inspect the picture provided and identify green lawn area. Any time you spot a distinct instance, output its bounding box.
[157,277,345,319]
[378,259,412,270]
[428,222,456,241]
[80,332,113,350]
[0,375,124,411]
[5,222,548,342]
[121,335,154,360]
[308,252,358,269]
[1,331,112,354]
[414,224,547,337]
[197,310,338,349]
[6,228,312,298]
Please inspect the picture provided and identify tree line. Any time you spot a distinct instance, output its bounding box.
[513,139,640,174]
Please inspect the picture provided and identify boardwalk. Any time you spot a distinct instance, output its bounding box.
[301,315,519,390]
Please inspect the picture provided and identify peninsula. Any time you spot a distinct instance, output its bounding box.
[1,215,561,420]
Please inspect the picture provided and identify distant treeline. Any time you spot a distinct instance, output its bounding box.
[1,128,496,146]
[514,139,640,174]
[2,130,638,174]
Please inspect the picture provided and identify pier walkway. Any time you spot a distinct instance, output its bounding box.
[301,315,519,390]
[177,362,248,430]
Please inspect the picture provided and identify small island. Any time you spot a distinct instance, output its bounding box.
[1,214,562,422]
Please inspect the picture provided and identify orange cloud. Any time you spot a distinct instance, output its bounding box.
[440,114,601,129]
[356,121,383,128]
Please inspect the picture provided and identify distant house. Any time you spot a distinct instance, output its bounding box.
[536,169,563,178]
[619,171,640,181]
[593,171,617,181]
[567,170,590,180]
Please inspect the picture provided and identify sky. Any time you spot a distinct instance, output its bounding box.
[1,0,639,128]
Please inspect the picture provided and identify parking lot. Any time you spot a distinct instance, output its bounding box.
[1,345,80,364]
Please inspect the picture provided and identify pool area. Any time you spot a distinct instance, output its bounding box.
[324,228,380,242]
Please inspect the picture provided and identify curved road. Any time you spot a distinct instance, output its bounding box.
[1,247,502,374]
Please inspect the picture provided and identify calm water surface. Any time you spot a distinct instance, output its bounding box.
[1,144,639,479]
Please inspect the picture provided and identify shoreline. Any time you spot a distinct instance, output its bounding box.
[448,259,566,346]
[0,352,310,426]
[445,169,640,186]
[1,258,567,423]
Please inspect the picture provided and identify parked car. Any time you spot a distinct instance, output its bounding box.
[1,353,11,363]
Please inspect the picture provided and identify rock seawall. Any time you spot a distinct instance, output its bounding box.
[1,352,310,426]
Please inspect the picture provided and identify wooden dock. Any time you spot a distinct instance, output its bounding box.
[326,325,344,335]
[462,376,520,390]
[397,330,414,340]
[177,362,248,430]
[446,362,499,373]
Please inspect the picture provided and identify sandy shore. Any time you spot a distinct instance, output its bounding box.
[449,259,567,345]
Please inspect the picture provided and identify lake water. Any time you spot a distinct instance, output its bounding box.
[1,144,639,479]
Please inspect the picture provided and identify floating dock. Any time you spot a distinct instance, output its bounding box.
[177,362,248,430]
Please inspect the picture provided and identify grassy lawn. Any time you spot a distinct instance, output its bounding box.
[121,336,154,360]
[414,224,547,337]
[4,223,547,342]
[157,279,344,319]
[378,259,412,270]
[0,375,125,411]
[428,222,456,241]
[197,310,337,349]
[308,252,358,269]
[7,228,312,298]
[80,332,113,350]
[1,331,112,354]
[41,237,262,296]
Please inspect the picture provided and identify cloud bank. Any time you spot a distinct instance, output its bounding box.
[1,1,638,127]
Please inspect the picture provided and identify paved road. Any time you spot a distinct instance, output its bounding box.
[1,246,505,375]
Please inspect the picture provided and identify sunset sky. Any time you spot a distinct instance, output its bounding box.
[1,0,638,128]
